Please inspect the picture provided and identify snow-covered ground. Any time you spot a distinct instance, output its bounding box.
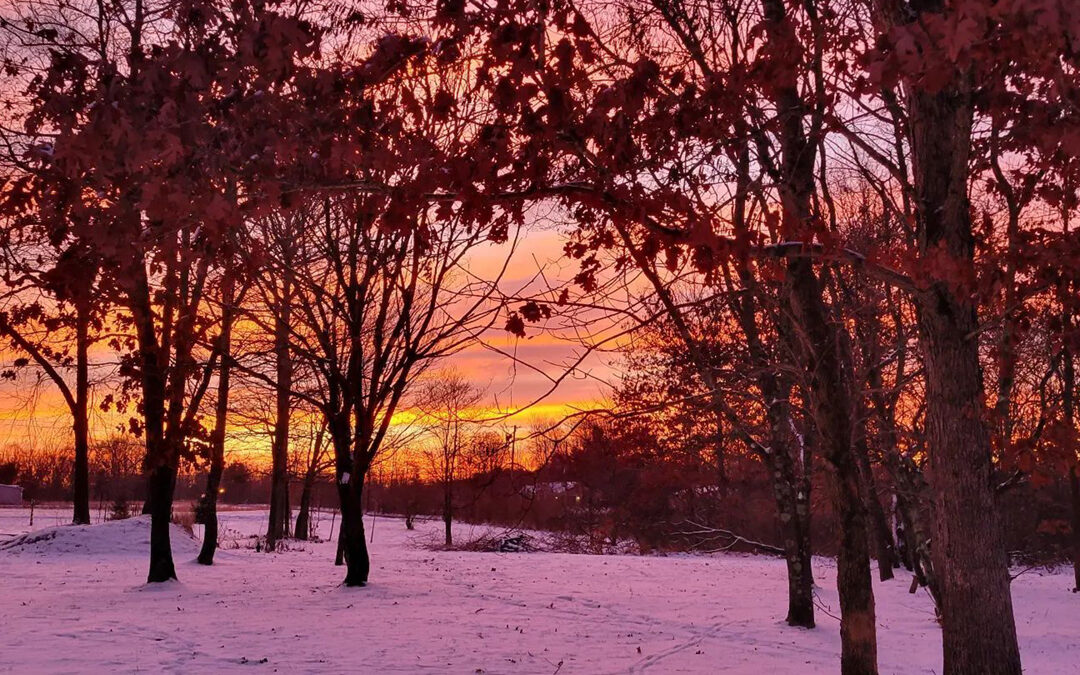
[1,507,1077,673]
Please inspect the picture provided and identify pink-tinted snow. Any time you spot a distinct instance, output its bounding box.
[1,507,1077,673]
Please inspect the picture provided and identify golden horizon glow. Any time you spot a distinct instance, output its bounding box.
[0,229,617,465]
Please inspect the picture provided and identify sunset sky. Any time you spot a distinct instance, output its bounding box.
[0,224,618,459]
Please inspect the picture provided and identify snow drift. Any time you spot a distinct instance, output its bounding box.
[0,515,199,558]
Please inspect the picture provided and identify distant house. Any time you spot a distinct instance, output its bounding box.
[0,484,23,505]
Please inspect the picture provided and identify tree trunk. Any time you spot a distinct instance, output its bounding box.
[127,258,178,584]
[198,274,234,565]
[146,460,178,582]
[758,0,878,666]
[886,454,941,608]
[769,447,815,628]
[198,463,223,564]
[725,85,808,623]
[1062,288,1078,592]
[72,301,91,526]
[338,477,369,586]
[294,471,314,541]
[854,434,898,581]
[266,295,293,550]
[443,479,453,547]
[788,260,878,674]
[760,387,815,628]
[1071,467,1080,593]
[919,304,1020,673]
[905,70,1021,672]
[841,308,898,582]
[335,528,347,566]
[731,278,815,628]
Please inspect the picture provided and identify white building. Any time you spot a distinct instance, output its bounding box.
[0,484,23,505]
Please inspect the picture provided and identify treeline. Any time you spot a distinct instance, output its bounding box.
[0,439,257,506]
[370,419,1076,564]
[7,422,1071,568]
[0,0,1079,674]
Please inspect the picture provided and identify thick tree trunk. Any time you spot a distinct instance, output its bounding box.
[338,477,369,586]
[907,72,1021,673]
[147,460,178,582]
[72,302,91,526]
[920,308,1020,673]
[198,275,233,565]
[127,258,178,584]
[266,298,292,550]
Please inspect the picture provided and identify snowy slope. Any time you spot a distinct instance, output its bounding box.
[1,507,1077,674]
[1,515,199,558]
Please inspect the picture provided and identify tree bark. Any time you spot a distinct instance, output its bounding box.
[756,0,878,664]
[836,296,898,582]
[72,300,91,525]
[727,104,815,629]
[335,528,346,566]
[907,66,1022,675]
[887,454,941,608]
[294,484,312,541]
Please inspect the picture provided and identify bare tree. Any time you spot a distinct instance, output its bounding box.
[417,369,485,547]
[238,195,512,585]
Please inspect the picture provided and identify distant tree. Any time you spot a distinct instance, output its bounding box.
[293,415,332,541]
[0,244,106,525]
[417,369,485,547]
[250,195,508,586]
[223,461,255,504]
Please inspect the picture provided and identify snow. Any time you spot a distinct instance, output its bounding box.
[1,515,198,558]
[1,506,1078,674]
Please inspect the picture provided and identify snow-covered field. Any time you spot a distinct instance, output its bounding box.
[1,507,1077,674]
